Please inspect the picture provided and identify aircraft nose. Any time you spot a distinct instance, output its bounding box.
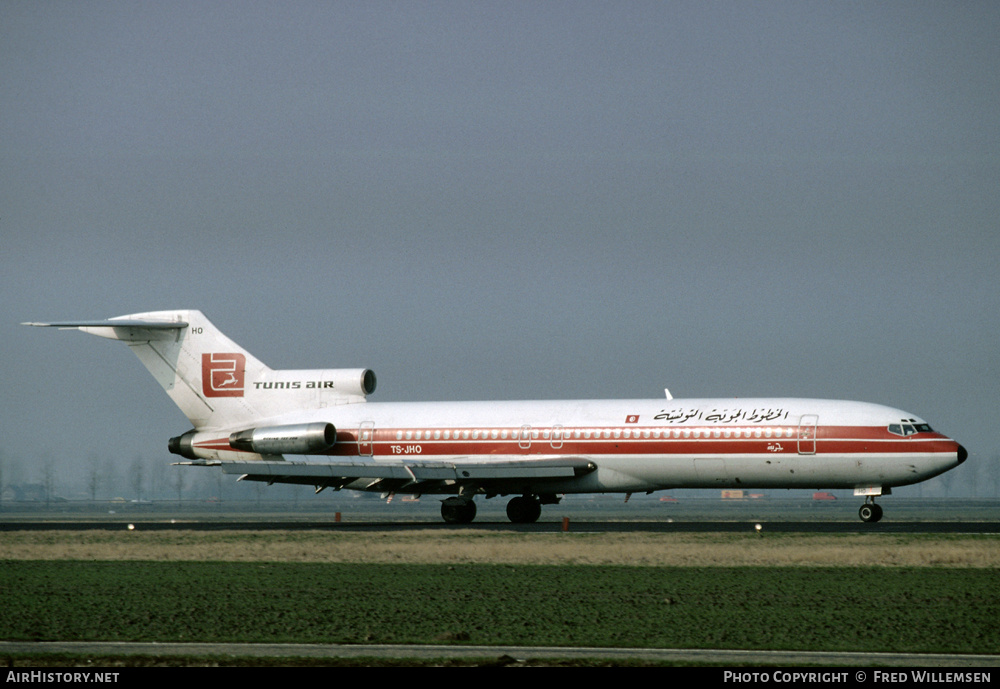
[957,444,968,465]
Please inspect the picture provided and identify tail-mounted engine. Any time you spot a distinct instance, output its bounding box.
[229,422,338,455]
[252,368,377,398]
[168,430,200,460]
[168,421,338,460]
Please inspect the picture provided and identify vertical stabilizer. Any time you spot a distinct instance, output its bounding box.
[26,310,376,434]
[25,310,270,430]
[124,310,270,429]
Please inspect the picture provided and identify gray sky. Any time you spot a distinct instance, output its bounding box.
[3,2,998,496]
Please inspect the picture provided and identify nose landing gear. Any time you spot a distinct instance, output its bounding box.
[858,499,883,523]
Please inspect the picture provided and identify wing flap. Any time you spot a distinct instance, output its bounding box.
[220,457,595,482]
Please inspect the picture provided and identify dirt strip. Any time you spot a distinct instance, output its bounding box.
[2,530,997,567]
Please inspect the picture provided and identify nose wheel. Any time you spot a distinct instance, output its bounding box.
[858,500,883,523]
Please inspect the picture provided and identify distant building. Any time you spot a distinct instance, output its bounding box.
[2,483,48,502]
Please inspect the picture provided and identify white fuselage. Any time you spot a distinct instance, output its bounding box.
[189,397,965,496]
[28,310,968,521]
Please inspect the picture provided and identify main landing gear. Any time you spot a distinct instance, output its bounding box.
[440,496,477,524]
[858,498,884,523]
[505,495,542,524]
[439,494,547,524]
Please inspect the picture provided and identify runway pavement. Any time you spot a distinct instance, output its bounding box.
[2,640,999,667]
[2,518,999,533]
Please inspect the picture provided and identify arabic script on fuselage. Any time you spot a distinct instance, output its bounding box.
[653,407,790,424]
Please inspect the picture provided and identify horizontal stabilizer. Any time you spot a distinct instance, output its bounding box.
[23,319,187,329]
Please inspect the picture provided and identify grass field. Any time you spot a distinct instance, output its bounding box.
[2,529,998,662]
[2,560,998,654]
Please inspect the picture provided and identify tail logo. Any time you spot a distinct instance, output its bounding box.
[202,353,246,397]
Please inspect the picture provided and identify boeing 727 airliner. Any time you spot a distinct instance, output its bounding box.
[25,310,967,523]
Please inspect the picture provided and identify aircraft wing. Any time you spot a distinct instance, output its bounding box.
[206,456,596,492]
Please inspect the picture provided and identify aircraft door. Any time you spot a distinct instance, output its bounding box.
[519,425,532,450]
[550,425,564,450]
[358,420,375,457]
[798,415,818,455]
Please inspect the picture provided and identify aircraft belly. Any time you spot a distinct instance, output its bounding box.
[590,452,956,490]
[225,449,959,497]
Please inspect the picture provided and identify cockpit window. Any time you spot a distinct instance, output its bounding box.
[888,423,933,436]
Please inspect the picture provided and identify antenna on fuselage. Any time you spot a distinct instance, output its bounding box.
[665,388,673,400]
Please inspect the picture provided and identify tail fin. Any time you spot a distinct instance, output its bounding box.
[26,310,271,429]
[26,310,377,432]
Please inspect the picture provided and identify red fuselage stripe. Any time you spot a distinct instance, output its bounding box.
[195,425,959,457]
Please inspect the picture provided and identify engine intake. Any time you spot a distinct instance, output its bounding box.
[323,368,376,397]
[229,422,337,455]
